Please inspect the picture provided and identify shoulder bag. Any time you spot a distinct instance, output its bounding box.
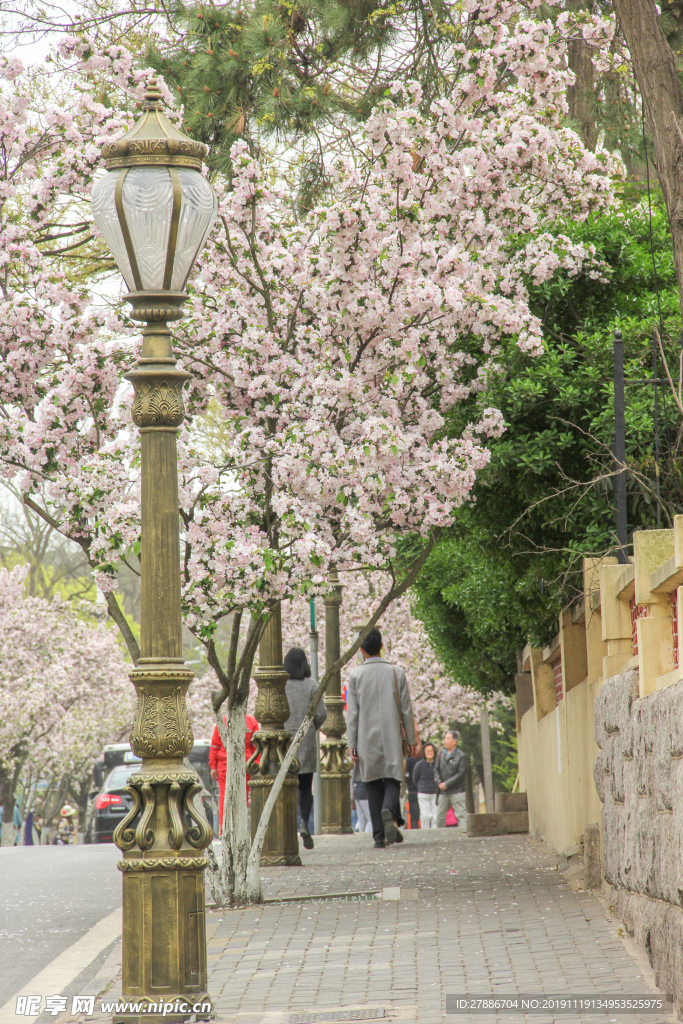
[392,666,411,757]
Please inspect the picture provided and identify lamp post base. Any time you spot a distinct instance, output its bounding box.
[319,728,353,834]
[249,612,302,866]
[249,775,302,866]
[319,772,354,834]
[119,853,210,1011]
[115,669,214,1024]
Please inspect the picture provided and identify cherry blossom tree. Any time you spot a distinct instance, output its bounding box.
[0,564,133,845]
[170,5,616,895]
[0,0,616,893]
[0,43,159,662]
[185,673,219,740]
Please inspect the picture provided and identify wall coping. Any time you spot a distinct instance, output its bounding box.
[650,553,683,594]
[571,598,585,624]
[653,666,683,691]
[614,562,635,601]
[542,632,561,664]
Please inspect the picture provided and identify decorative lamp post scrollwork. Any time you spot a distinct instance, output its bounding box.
[91,80,217,1024]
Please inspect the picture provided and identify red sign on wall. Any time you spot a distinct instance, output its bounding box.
[672,590,679,670]
[551,657,563,705]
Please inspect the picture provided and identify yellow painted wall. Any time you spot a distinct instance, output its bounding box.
[517,535,683,856]
[518,675,604,853]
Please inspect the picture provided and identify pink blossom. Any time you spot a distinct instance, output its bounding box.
[0,565,134,786]
[0,14,614,692]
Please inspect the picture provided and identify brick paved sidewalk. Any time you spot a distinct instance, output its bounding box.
[91,829,669,1024]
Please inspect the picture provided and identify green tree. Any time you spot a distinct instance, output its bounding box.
[455,704,519,796]
[414,198,682,696]
[147,0,402,189]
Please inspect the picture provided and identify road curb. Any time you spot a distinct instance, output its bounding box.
[0,910,122,1024]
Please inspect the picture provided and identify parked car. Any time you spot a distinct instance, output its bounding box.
[88,762,139,843]
[84,741,215,844]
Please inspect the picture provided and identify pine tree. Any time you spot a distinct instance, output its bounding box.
[148,0,393,183]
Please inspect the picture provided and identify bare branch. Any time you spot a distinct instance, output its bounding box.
[246,531,438,890]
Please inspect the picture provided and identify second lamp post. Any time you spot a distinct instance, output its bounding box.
[248,603,302,865]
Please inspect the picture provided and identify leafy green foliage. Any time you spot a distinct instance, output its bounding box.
[414,198,682,695]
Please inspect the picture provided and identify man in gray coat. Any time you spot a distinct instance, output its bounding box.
[434,729,468,830]
[347,627,418,847]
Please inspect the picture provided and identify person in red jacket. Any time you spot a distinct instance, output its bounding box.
[209,713,259,835]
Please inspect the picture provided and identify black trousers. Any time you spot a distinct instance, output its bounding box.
[407,791,420,829]
[365,777,403,844]
[299,772,313,827]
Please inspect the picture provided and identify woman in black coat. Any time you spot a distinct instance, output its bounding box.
[412,741,438,828]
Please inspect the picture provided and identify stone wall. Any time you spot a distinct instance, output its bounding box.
[594,669,683,1011]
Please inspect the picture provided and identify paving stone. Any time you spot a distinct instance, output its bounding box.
[190,830,665,1022]
[77,830,667,1024]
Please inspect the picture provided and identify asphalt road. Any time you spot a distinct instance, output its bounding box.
[0,844,121,1006]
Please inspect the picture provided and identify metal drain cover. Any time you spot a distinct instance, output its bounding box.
[289,1011,386,1024]
[264,890,382,905]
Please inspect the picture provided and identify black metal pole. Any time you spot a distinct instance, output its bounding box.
[651,331,661,528]
[613,329,628,562]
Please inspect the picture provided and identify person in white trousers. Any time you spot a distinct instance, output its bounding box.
[412,742,438,828]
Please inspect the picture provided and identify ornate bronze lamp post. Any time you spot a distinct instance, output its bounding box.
[319,571,353,833]
[91,81,217,1023]
[248,603,302,864]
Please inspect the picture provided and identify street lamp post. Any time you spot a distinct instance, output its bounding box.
[91,81,217,1023]
[248,602,302,865]
[613,330,628,564]
[319,570,353,833]
[308,599,322,836]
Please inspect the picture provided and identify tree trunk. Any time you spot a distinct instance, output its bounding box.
[567,8,598,150]
[220,704,256,904]
[0,767,14,846]
[40,776,70,845]
[204,842,224,906]
[70,775,91,830]
[614,0,683,314]
[0,756,24,846]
